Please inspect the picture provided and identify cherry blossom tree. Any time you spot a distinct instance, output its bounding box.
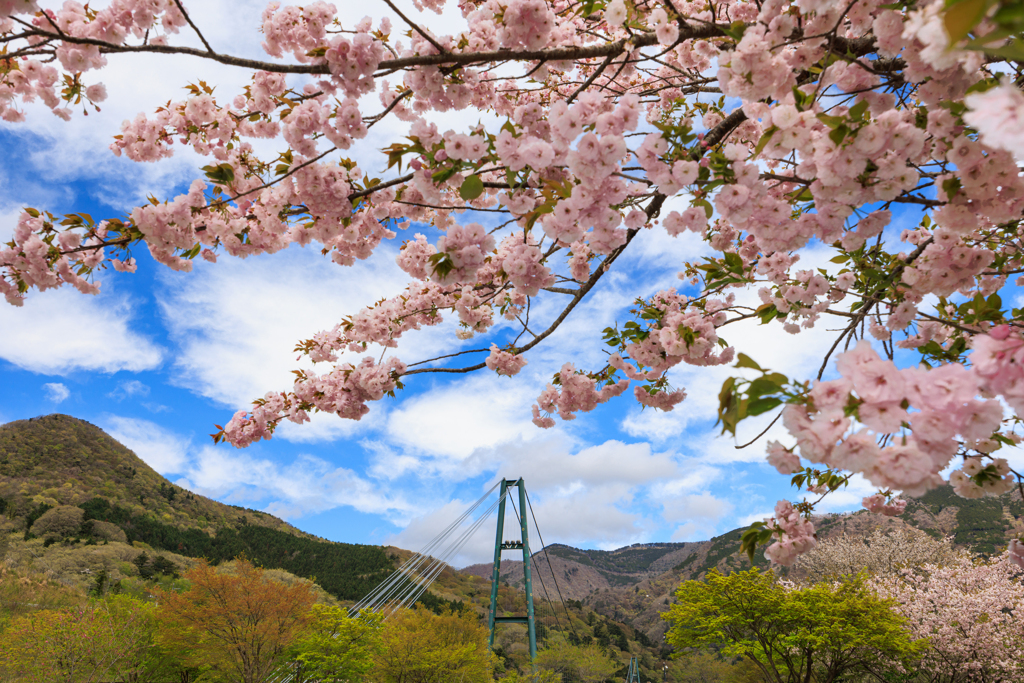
[869,554,1024,682]
[3,0,1024,565]
[794,527,966,584]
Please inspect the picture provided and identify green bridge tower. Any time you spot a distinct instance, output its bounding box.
[487,478,537,661]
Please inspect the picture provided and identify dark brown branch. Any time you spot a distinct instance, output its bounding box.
[13,23,728,76]
[172,0,215,54]
[380,0,448,56]
[567,51,617,104]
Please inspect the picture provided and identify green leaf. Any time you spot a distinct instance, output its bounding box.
[965,77,1002,95]
[695,199,714,219]
[747,396,783,417]
[747,377,781,399]
[816,113,846,129]
[431,166,459,184]
[828,125,850,146]
[201,163,236,186]
[943,0,990,43]
[756,303,779,324]
[459,175,484,201]
[752,126,778,157]
[967,39,1024,60]
[734,353,763,371]
[943,176,962,200]
[724,252,744,274]
[848,99,869,121]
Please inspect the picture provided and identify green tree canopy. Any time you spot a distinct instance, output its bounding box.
[293,606,383,683]
[0,595,166,683]
[663,568,924,683]
[533,636,618,683]
[372,605,494,683]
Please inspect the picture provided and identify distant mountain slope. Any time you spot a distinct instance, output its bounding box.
[0,414,395,601]
[461,485,1024,644]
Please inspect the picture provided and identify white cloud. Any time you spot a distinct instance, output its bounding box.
[102,415,191,474]
[663,494,733,541]
[738,510,774,527]
[385,372,542,466]
[385,437,726,565]
[42,382,70,403]
[181,445,414,521]
[0,287,163,375]
[157,247,412,411]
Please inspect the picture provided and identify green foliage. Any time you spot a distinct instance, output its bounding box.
[0,595,170,683]
[663,569,924,683]
[374,605,495,683]
[293,606,383,682]
[24,502,53,532]
[953,497,1010,554]
[545,542,691,574]
[534,636,618,683]
[79,496,395,600]
[0,414,299,537]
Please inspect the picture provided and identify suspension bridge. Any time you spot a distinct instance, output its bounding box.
[269,477,594,683]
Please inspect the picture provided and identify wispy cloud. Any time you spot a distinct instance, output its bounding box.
[108,380,150,401]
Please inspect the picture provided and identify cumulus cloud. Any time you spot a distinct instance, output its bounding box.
[384,497,500,569]
[383,372,542,470]
[384,437,733,564]
[0,287,163,375]
[42,382,70,403]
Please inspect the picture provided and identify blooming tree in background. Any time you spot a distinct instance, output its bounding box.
[3,0,1024,565]
[869,555,1024,682]
[794,527,967,583]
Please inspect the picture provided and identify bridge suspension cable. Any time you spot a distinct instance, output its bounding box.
[349,479,509,618]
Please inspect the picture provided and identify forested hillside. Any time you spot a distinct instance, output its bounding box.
[0,414,298,534]
[0,415,395,601]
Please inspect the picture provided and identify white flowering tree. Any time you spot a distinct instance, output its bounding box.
[2,0,1024,566]
[794,527,967,583]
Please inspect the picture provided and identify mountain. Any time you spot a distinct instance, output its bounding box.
[0,414,395,601]
[462,484,1024,645]
[0,414,298,534]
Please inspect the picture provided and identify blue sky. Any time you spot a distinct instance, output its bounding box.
[0,0,928,566]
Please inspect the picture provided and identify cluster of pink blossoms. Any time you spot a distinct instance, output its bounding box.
[870,554,1024,674]
[222,356,406,446]
[0,212,102,304]
[0,0,185,121]
[763,500,817,566]
[485,345,527,377]
[761,327,1024,564]
[1010,539,1024,569]
[780,339,1009,497]
[531,364,630,428]
[861,494,907,517]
